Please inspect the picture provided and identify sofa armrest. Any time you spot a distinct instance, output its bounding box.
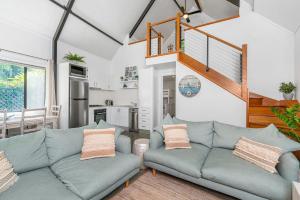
[277,153,299,182]
[150,131,164,150]
[116,135,131,154]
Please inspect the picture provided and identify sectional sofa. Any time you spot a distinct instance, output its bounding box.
[144,118,300,200]
[0,122,140,200]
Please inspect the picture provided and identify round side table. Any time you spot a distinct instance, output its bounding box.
[133,138,149,169]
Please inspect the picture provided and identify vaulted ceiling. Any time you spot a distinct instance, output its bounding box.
[0,0,239,60]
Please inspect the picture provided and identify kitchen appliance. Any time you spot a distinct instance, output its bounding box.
[105,100,113,106]
[69,64,88,78]
[58,62,89,129]
[130,108,139,132]
[94,109,106,124]
[69,78,89,128]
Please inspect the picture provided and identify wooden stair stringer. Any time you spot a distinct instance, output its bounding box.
[177,52,246,102]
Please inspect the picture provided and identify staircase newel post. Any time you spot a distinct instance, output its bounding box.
[146,22,151,57]
[242,44,248,100]
[158,32,162,55]
[176,12,181,52]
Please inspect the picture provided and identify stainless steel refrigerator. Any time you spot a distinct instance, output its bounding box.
[69,78,89,128]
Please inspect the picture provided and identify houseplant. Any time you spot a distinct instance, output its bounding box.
[63,52,85,64]
[271,104,300,142]
[279,82,296,100]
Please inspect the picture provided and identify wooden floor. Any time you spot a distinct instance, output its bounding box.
[108,170,236,200]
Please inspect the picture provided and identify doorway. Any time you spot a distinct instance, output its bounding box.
[163,75,176,118]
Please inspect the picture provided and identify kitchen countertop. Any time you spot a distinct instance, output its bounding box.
[89,105,138,109]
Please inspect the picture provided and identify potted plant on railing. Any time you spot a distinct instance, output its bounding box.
[279,82,296,100]
[271,104,300,142]
[63,52,85,65]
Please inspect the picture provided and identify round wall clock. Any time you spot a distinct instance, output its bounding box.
[178,75,201,97]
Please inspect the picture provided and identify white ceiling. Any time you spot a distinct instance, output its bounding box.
[0,0,63,38]
[132,0,239,40]
[60,15,120,59]
[0,0,239,59]
[254,0,300,32]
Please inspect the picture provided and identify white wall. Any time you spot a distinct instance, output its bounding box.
[109,36,146,106]
[0,20,51,60]
[176,62,247,127]
[199,10,295,100]
[296,29,300,101]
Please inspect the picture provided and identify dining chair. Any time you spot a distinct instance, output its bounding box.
[50,105,61,118]
[46,105,61,129]
[20,108,47,135]
[0,110,7,139]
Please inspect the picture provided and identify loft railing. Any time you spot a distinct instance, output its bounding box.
[145,13,248,100]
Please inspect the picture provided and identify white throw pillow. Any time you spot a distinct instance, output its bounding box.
[0,151,18,193]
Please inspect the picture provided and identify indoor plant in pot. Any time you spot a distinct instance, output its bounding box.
[272,104,300,142]
[279,82,296,100]
[63,52,85,65]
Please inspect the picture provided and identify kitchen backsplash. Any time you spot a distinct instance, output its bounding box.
[89,89,138,106]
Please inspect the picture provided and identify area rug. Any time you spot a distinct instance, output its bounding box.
[108,170,236,200]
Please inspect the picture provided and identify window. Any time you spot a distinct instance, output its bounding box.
[0,61,46,112]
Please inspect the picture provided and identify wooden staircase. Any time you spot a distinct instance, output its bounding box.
[178,52,248,102]
[248,92,299,131]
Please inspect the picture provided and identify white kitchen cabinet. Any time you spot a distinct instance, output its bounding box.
[106,107,129,127]
[138,107,151,130]
[88,65,112,90]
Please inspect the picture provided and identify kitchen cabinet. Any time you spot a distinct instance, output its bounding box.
[88,65,112,90]
[106,107,130,127]
[138,107,151,130]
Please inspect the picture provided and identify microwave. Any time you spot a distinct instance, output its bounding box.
[69,64,88,79]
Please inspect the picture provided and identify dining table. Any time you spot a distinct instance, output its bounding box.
[1,115,59,130]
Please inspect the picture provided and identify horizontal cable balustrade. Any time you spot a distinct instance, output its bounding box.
[145,13,248,101]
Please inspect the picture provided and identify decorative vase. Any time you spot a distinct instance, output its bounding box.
[283,92,294,100]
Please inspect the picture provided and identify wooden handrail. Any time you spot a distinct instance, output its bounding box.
[151,17,176,27]
[184,15,240,31]
[181,22,242,51]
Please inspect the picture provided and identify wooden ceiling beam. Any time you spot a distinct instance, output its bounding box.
[225,0,240,7]
[129,0,156,38]
[49,0,123,45]
[194,0,202,11]
[52,0,76,98]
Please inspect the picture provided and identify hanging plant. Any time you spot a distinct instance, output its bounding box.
[63,52,85,63]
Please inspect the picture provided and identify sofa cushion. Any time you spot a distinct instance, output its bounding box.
[51,153,140,200]
[0,167,81,200]
[173,118,214,147]
[97,120,124,140]
[213,121,300,153]
[163,124,191,150]
[202,148,291,200]
[153,114,174,137]
[45,123,97,164]
[0,130,49,173]
[144,143,210,178]
[81,128,116,160]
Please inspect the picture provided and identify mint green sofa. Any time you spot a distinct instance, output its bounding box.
[144,119,300,200]
[0,123,140,200]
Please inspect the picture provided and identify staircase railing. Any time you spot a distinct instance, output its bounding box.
[146,13,248,100]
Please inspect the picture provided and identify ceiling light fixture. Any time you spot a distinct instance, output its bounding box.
[183,13,189,19]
